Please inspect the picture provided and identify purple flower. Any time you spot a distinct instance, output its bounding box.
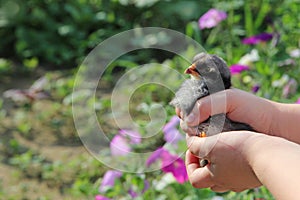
[146,147,165,167]
[128,188,138,198]
[229,64,250,75]
[146,147,188,184]
[198,8,227,30]
[99,170,122,193]
[95,195,111,200]
[251,85,260,93]
[296,98,300,104]
[128,180,150,198]
[163,116,183,146]
[242,33,273,45]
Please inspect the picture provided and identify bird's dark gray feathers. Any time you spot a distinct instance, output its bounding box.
[170,53,254,137]
[193,53,231,90]
[170,79,208,117]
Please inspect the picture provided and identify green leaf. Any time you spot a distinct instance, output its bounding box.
[23,57,38,70]
[244,2,254,36]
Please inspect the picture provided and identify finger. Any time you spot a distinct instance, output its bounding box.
[180,120,197,136]
[175,107,181,118]
[185,149,200,169]
[185,90,229,126]
[231,187,248,192]
[186,134,217,159]
[210,185,229,193]
[185,150,214,188]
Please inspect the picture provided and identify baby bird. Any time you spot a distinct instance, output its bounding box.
[170,53,254,166]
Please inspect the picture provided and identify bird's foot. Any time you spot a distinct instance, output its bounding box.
[196,131,207,137]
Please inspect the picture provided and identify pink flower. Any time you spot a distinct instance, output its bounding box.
[198,8,227,30]
[110,129,141,156]
[161,154,188,184]
[99,170,122,193]
[282,79,297,98]
[242,33,273,45]
[119,129,141,144]
[99,169,149,198]
[95,195,111,200]
[229,64,250,75]
[110,134,131,156]
[296,98,300,104]
[146,147,188,184]
[163,116,183,146]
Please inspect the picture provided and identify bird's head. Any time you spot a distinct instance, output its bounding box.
[184,63,201,80]
[184,53,231,89]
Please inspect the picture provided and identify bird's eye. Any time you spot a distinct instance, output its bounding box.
[204,68,211,73]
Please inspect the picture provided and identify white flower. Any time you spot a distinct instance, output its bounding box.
[289,49,300,58]
[272,74,290,87]
[238,49,260,66]
[153,173,176,191]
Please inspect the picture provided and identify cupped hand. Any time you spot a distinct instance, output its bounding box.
[185,131,262,192]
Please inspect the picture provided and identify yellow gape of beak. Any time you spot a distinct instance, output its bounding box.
[184,63,201,80]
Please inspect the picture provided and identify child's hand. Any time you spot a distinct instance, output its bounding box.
[181,89,274,136]
[185,131,262,192]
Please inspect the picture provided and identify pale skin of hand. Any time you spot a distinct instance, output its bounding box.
[181,88,300,144]
[181,88,300,199]
[185,131,262,193]
[186,131,300,200]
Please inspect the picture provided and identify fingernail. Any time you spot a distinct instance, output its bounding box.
[181,121,189,131]
[180,111,184,119]
[186,113,195,123]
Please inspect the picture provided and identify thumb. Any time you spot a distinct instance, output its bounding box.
[186,134,220,159]
[185,90,229,126]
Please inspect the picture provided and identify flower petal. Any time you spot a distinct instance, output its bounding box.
[242,33,273,45]
[289,49,300,58]
[110,134,131,156]
[128,179,150,198]
[95,195,111,200]
[251,85,260,93]
[119,129,141,144]
[198,8,227,30]
[229,64,250,75]
[162,116,180,132]
[163,116,183,146]
[238,49,260,65]
[162,155,188,184]
[146,147,165,167]
[99,170,122,192]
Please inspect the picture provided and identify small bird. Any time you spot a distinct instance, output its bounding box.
[170,53,254,167]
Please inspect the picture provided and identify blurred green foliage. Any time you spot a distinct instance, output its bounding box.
[0,0,298,70]
[0,0,208,67]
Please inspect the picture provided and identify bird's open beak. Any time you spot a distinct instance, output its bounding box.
[184,68,192,74]
[184,63,200,79]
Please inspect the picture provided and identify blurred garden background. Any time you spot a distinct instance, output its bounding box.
[0,0,299,199]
